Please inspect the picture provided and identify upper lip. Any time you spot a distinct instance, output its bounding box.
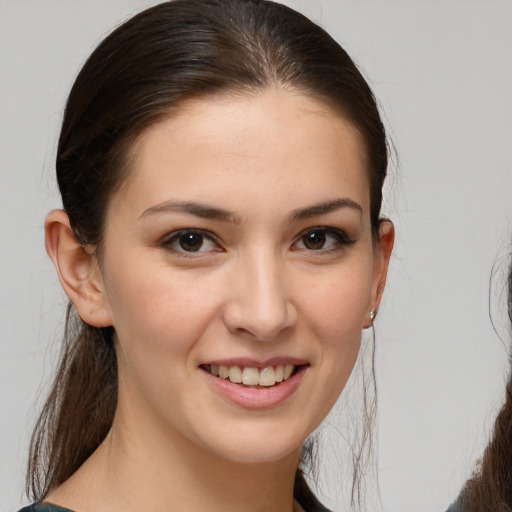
[201,357,309,368]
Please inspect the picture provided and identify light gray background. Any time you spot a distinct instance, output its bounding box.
[1,1,511,511]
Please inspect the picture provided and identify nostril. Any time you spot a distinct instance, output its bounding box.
[223,303,297,341]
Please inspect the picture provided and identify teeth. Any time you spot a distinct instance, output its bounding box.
[228,366,242,383]
[259,367,276,387]
[242,367,259,385]
[209,364,296,386]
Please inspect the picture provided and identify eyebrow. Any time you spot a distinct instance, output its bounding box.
[290,198,362,221]
[140,197,362,223]
[140,200,242,224]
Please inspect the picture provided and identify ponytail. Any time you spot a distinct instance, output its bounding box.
[27,304,117,500]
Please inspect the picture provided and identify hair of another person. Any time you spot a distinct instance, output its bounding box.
[454,257,512,511]
[27,0,389,507]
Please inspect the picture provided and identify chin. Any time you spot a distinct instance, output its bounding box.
[215,443,301,466]
[193,422,309,465]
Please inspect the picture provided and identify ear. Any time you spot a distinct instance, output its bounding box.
[45,209,113,327]
[366,219,394,326]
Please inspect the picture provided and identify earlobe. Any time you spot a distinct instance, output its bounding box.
[367,219,395,324]
[45,209,113,327]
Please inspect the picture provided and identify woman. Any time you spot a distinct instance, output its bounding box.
[19,1,394,511]
[447,256,512,512]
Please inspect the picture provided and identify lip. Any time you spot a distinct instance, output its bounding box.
[199,364,308,409]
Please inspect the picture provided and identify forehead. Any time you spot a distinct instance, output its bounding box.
[115,88,369,215]
[137,88,365,155]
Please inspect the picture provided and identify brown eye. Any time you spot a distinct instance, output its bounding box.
[293,227,354,252]
[179,232,204,252]
[302,230,327,250]
[161,229,220,254]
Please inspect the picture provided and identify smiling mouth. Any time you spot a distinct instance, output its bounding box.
[200,364,305,388]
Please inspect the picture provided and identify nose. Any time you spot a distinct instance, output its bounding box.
[223,249,297,341]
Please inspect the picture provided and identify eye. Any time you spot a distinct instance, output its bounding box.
[293,227,354,252]
[161,229,221,254]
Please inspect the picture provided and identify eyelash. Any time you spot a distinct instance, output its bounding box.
[292,227,355,253]
[159,227,355,256]
[159,229,223,256]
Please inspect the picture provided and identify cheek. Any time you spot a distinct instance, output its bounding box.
[296,254,374,416]
[108,268,222,416]
[104,260,223,362]
[299,261,374,343]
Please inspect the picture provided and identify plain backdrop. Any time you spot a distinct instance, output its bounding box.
[1,1,511,511]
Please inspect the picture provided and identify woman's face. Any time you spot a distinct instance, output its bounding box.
[95,89,392,465]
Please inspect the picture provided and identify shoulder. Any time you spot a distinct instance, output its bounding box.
[18,504,76,512]
[294,473,332,512]
[295,495,332,512]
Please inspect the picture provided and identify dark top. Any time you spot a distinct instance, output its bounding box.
[18,498,331,512]
[18,505,75,512]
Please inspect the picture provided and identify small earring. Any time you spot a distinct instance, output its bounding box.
[369,309,376,322]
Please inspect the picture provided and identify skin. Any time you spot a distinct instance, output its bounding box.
[45,88,394,512]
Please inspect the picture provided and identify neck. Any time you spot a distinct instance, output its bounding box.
[46,408,301,512]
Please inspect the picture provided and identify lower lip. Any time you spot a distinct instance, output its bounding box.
[200,367,307,409]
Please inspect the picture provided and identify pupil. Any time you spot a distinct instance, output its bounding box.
[305,231,325,250]
[179,233,203,251]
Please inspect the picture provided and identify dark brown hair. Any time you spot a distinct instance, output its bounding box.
[452,257,512,511]
[27,0,389,507]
